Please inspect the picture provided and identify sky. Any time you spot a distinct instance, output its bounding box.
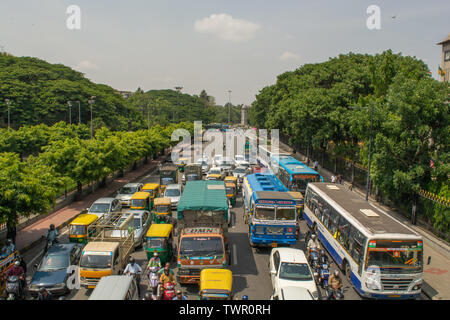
[0,0,449,105]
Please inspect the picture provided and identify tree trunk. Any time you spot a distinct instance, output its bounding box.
[77,181,82,196]
[101,177,106,187]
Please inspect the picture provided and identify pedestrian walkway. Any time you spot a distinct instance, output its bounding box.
[15,156,165,253]
[279,143,450,300]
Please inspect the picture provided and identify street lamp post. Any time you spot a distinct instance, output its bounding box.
[5,99,11,129]
[88,96,96,140]
[228,90,232,124]
[147,102,151,130]
[77,101,81,124]
[67,101,72,125]
[365,104,374,201]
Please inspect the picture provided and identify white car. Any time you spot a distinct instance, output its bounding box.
[218,157,234,173]
[270,286,314,300]
[164,184,182,209]
[234,154,249,167]
[115,183,144,207]
[196,158,210,174]
[213,155,223,167]
[233,166,248,183]
[269,248,319,300]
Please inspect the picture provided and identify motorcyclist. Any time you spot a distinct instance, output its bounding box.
[319,250,328,264]
[242,295,249,300]
[307,234,321,261]
[147,252,162,271]
[124,257,143,297]
[158,262,174,276]
[0,239,15,258]
[37,287,53,300]
[6,260,25,292]
[159,265,176,286]
[172,290,188,300]
[143,292,153,300]
[46,224,59,244]
[328,270,343,298]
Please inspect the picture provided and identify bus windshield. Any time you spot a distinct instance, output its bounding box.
[366,240,423,273]
[276,208,296,221]
[255,207,275,220]
[292,176,320,191]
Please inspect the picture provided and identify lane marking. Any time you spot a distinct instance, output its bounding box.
[233,244,238,266]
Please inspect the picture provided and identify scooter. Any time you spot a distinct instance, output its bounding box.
[4,275,24,300]
[327,287,344,300]
[148,266,160,293]
[319,263,330,289]
[309,248,320,270]
[162,282,176,300]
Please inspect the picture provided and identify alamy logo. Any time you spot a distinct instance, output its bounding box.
[66,265,80,290]
[66,5,81,30]
[366,5,381,30]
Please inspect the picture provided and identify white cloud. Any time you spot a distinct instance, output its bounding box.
[280,51,300,61]
[194,13,260,42]
[75,60,98,71]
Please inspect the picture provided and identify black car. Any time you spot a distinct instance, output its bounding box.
[29,243,83,297]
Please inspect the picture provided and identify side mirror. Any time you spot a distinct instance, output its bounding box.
[270,270,276,275]
[427,256,432,265]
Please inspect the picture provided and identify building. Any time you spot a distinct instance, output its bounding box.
[117,91,133,99]
[241,105,248,127]
[437,34,450,82]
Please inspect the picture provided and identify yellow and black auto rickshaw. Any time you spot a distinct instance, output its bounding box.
[69,213,99,244]
[130,192,152,211]
[152,197,172,224]
[142,183,161,209]
[144,224,174,264]
[225,182,237,206]
[199,269,233,300]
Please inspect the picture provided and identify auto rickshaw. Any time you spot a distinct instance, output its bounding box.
[153,197,172,224]
[142,183,161,208]
[69,213,99,244]
[130,192,152,211]
[224,176,238,190]
[199,269,233,300]
[225,182,237,206]
[177,158,189,173]
[144,224,174,264]
[207,174,222,181]
[160,165,178,193]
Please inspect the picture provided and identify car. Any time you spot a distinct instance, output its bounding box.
[213,154,223,167]
[218,157,234,173]
[88,198,122,218]
[234,154,250,168]
[164,184,182,209]
[270,286,314,300]
[115,183,144,207]
[232,166,248,183]
[111,211,151,248]
[207,167,225,180]
[269,248,319,300]
[196,158,211,174]
[29,243,83,297]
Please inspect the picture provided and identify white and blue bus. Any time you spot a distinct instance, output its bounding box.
[304,182,424,299]
[257,145,290,169]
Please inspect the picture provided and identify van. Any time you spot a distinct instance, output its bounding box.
[88,275,139,300]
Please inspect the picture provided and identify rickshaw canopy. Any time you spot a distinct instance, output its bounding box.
[200,269,232,292]
[146,223,173,238]
[71,213,99,226]
[131,192,151,200]
[154,197,172,206]
[224,176,238,184]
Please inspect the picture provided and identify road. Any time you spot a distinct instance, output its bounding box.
[20,133,427,300]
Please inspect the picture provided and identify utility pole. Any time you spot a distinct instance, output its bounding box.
[5,99,11,129]
[174,86,183,123]
[147,102,151,130]
[228,90,232,124]
[67,101,72,125]
[88,96,96,140]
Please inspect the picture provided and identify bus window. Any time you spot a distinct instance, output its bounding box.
[322,207,331,228]
[337,217,351,249]
[329,209,340,236]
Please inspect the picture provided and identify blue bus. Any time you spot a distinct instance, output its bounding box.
[270,155,323,194]
[242,173,297,247]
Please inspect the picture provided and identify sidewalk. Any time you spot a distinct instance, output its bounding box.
[279,142,450,300]
[15,156,165,253]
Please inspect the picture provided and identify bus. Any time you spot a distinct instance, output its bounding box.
[271,155,323,194]
[257,145,290,169]
[242,173,297,247]
[304,182,424,299]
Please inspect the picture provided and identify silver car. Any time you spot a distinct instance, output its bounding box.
[164,184,182,209]
[115,183,144,207]
[87,198,122,218]
[196,158,210,175]
[110,211,151,248]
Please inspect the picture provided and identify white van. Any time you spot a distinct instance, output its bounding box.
[89,275,139,300]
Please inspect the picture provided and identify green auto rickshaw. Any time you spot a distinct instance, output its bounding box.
[145,223,174,264]
[152,197,172,224]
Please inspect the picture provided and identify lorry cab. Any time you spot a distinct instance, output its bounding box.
[160,165,178,193]
[199,269,233,300]
[69,214,99,244]
[130,192,151,211]
[79,242,121,289]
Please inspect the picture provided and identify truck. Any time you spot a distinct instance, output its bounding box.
[159,164,178,193]
[79,212,135,289]
[176,180,230,284]
[182,163,203,184]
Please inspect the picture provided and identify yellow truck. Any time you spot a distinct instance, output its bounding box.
[79,212,135,289]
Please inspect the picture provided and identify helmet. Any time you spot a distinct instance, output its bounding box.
[311,234,316,239]
[144,292,152,300]
[14,261,20,266]
[334,270,339,276]
[129,257,135,264]
[242,295,248,300]
[6,239,12,245]
[50,224,55,230]
[39,287,46,293]
[320,250,325,256]
[153,252,158,257]
[176,290,182,295]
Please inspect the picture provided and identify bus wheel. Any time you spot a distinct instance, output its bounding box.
[345,263,352,282]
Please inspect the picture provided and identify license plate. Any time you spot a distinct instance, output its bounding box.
[271,242,277,247]
[388,295,401,298]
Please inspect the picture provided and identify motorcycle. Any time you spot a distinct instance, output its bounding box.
[4,275,24,300]
[162,282,176,300]
[309,248,320,270]
[318,263,330,289]
[327,287,344,300]
[44,238,59,253]
[148,266,160,293]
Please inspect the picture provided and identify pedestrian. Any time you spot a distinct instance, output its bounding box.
[331,175,337,183]
[6,220,17,246]
[337,174,343,185]
[313,160,318,171]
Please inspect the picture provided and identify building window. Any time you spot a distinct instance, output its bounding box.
[445,50,450,62]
